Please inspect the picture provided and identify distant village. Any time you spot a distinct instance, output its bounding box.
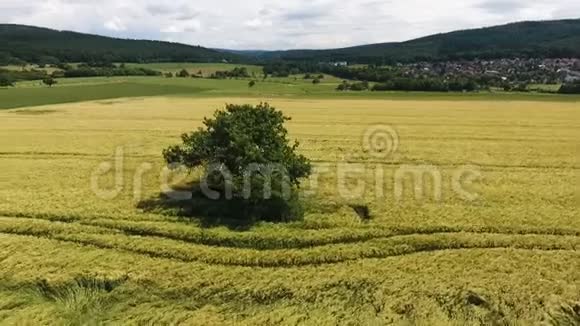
[372,58,580,85]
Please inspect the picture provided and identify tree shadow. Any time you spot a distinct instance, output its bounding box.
[137,187,247,231]
[137,182,372,230]
[137,182,303,231]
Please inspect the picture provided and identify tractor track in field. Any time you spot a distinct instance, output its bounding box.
[1,214,580,251]
[0,214,578,268]
[0,230,577,268]
[1,214,579,251]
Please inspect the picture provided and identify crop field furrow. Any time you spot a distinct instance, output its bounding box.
[3,230,579,267]
[82,221,580,250]
[3,213,580,250]
[0,217,578,268]
[38,218,580,249]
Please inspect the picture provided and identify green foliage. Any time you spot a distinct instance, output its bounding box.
[337,81,369,91]
[559,82,580,94]
[512,83,530,92]
[0,68,48,82]
[63,64,162,78]
[210,67,250,79]
[372,78,479,92]
[36,55,60,66]
[265,63,484,92]
[0,73,14,87]
[163,103,312,222]
[0,51,26,66]
[42,76,57,87]
[188,186,305,226]
[248,80,256,88]
[0,24,238,63]
[255,19,580,64]
[350,81,369,91]
[177,69,190,78]
[263,62,321,77]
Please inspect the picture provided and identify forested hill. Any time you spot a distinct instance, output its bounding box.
[0,25,239,64]
[2,19,579,65]
[246,19,580,63]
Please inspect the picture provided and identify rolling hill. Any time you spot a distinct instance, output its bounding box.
[2,19,579,66]
[241,19,580,63]
[0,24,239,64]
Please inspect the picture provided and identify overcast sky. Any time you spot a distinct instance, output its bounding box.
[2,0,579,50]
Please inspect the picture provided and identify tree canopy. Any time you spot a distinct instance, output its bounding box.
[163,103,312,222]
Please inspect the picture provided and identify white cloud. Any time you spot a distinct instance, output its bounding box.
[161,20,201,33]
[1,0,578,50]
[104,17,127,31]
[244,18,272,29]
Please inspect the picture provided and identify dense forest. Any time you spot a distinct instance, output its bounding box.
[0,25,239,64]
[2,20,579,66]
[246,19,580,64]
[559,81,580,94]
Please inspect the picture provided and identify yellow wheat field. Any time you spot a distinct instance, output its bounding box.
[0,97,578,324]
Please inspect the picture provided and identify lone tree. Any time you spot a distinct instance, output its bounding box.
[248,80,256,88]
[42,77,57,87]
[163,103,311,222]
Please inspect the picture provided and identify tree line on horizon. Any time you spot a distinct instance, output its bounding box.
[2,20,580,66]
[0,24,238,65]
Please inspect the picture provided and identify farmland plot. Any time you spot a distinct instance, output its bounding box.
[0,97,578,324]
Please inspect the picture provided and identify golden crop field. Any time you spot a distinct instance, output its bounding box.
[0,97,578,325]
